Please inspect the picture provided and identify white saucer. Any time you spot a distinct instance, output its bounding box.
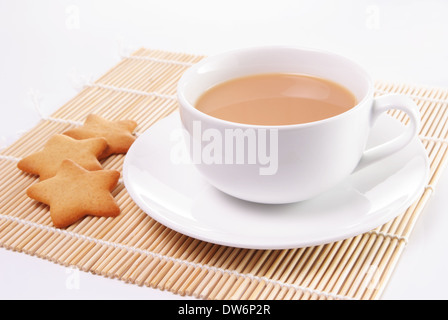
[123,112,430,249]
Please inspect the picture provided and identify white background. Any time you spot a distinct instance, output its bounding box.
[1,0,448,299]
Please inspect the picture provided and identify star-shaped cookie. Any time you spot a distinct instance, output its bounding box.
[17,134,107,180]
[27,159,121,228]
[63,114,138,159]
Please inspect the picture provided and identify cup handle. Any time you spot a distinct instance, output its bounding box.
[355,94,420,171]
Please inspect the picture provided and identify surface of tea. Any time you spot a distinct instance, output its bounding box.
[195,73,357,125]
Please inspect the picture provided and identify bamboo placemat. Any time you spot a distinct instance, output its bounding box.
[1,48,447,300]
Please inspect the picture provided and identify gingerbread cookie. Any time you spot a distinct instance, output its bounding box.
[27,159,121,228]
[63,114,137,159]
[17,134,107,180]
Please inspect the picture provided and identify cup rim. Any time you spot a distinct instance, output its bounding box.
[177,45,374,130]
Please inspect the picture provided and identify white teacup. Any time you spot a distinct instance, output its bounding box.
[177,46,420,204]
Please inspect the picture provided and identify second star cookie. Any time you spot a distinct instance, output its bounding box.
[17,134,107,180]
